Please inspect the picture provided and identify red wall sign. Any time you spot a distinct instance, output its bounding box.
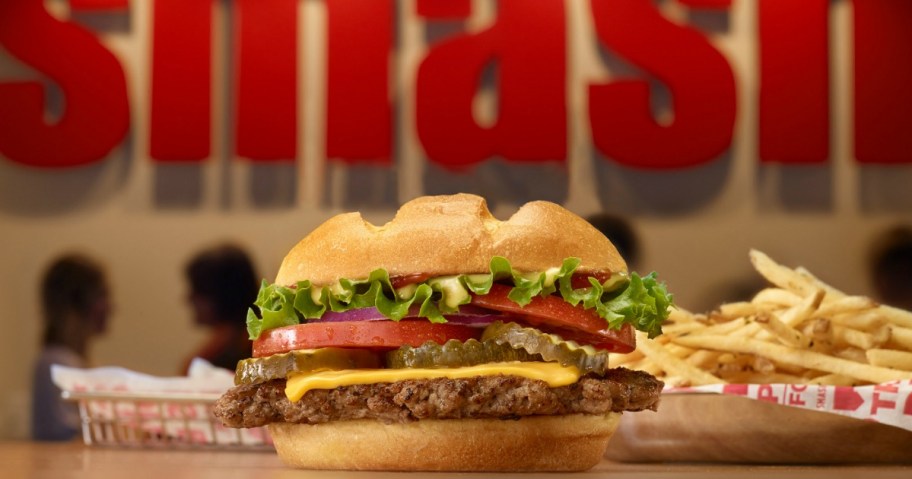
[0,0,910,169]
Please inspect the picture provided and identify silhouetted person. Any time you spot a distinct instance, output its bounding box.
[585,213,641,271]
[869,226,912,311]
[32,253,111,441]
[182,244,259,374]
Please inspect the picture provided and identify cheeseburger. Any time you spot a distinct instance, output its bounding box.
[214,194,670,471]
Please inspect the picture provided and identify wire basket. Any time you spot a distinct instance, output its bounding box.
[62,390,273,450]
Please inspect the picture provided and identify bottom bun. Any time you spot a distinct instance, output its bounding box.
[268,413,621,471]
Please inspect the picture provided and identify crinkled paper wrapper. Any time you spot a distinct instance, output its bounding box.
[606,380,912,463]
[52,359,270,448]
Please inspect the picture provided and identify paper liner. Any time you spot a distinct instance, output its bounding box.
[51,358,270,447]
[52,358,234,394]
[665,379,912,432]
[605,393,912,463]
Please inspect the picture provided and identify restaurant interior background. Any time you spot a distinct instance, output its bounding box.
[1,0,910,440]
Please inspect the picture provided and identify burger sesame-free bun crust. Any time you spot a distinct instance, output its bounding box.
[276,194,627,286]
[268,413,621,471]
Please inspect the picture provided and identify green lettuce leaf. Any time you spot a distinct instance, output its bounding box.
[246,256,672,340]
[562,271,671,340]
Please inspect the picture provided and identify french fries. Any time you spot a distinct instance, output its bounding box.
[611,249,912,387]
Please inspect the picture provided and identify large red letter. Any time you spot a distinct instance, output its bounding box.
[0,0,129,167]
[150,0,212,162]
[677,0,731,7]
[759,0,829,163]
[326,0,393,163]
[418,0,471,18]
[416,0,566,169]
[588,0,736,169]
[854,0,912,164]
[235,0,298,161]
[69,0,128,10]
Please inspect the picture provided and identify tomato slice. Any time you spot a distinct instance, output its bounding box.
[253,320,482,358]
[470,284,635,353]
[390,273,434,290]
[569,272,613,289]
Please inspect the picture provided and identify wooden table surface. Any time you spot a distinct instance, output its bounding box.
[3,441,911,479]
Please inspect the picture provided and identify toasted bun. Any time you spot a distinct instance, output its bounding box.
[268,413,621,471]
[276,194,626,286]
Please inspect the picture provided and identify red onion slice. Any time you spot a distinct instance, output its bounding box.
[319,307,388,322]
[317,304,500,326]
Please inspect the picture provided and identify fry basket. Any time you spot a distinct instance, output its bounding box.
[62,390,273,451]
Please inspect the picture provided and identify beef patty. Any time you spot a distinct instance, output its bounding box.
[214,367,663,428]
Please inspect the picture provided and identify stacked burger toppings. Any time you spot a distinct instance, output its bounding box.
[214,194,671,472]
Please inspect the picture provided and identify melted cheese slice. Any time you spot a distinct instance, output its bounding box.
[284,362,581,403]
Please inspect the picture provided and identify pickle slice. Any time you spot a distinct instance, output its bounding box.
[235,348,382,385]
[481,321,612,376]
[386,339,541,369]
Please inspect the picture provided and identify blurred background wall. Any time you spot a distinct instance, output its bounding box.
[1,0,911,438]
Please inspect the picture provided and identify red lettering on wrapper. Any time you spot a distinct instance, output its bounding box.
[757,385,779,404]
[787,385,807,406]
[870,383,898,415]
[816,385,827,409]
[833,386,865,412]
[723,384,748,396]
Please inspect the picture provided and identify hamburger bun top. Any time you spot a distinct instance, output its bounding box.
[275,194,627,286]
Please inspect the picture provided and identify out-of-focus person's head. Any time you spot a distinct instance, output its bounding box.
[869,225,912,311]
[185,244,258,327]
[40,253,110,354]
[585,213,640,270]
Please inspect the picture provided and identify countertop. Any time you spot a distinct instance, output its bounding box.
[3,441,911,479]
